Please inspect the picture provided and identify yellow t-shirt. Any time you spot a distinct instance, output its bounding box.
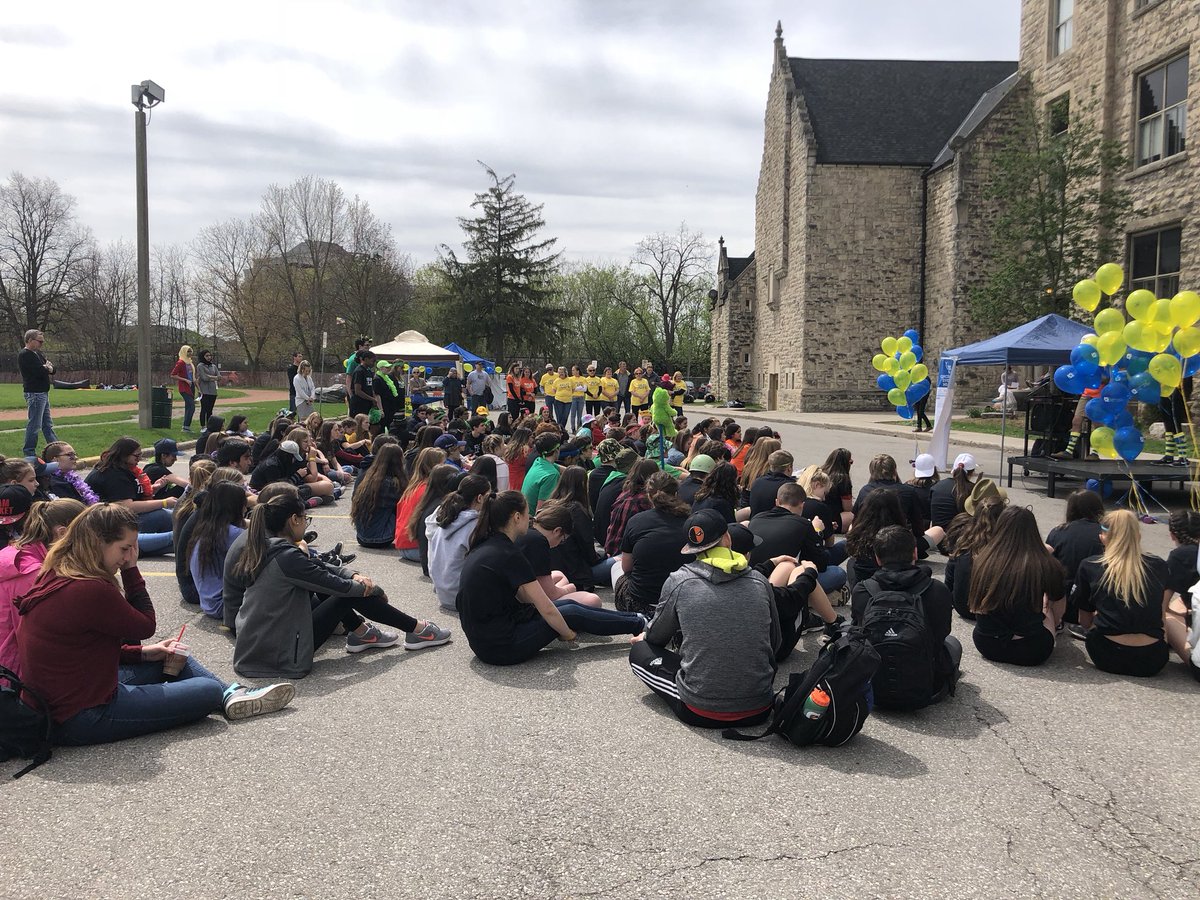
[600,376,618,402]
[571,377,587,399]
[540,372,557,396]
[585,375,602,399]
[554,377,575,403]
[630,378,650,404]
[671,379,687,404]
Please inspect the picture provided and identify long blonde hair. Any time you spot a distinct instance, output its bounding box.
[738,438,781,491]
[174,458,216,524]
[15,499,86,548]
[41,504,138,584]
[1098,510,1150,607]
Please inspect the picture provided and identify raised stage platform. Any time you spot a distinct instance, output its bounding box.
[1006,456,1190,499]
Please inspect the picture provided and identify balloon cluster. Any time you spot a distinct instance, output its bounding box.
[1056,262,1200,461]
[871,329,930,420]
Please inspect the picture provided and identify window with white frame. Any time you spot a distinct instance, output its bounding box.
[1137,55,1188,166]
[1130,226,1181,298]
[1053,0,1073,57]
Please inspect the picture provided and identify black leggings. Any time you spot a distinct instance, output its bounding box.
[311,590,419,649]
[629,641,771,729]
[1085,632,1169,677]
[199,393,217,430]
[913,394,932,429]
[1160,391,1187,432]
[474,600,643,666]
[973,627,1055,667]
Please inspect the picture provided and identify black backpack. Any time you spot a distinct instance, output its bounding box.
[860,579,937,710]
[0,664,53,778]
[724,625,880,747]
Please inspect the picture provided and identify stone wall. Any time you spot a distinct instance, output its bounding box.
[709,258,756,401]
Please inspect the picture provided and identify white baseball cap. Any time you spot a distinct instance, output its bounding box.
[279,440,303,462]
[953,452,977,472]
[913,453,937,479]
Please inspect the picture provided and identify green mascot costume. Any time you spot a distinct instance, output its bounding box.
[650,386,677,470]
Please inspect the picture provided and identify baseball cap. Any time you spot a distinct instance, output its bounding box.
[681,509,728,554]
[727,523,763,555]
[953,453,978,473]
[154,438,178,457]
[376,359,393,370]
[688,454,716,474]
[435,433,466,450]
[279,440,303,461]
[0,485,34,525]
[913,453,936,479]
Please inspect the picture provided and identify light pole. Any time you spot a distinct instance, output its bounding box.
[131,79,164,428]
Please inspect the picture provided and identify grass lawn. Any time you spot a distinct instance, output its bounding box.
[0,397,289,460]
[0,383,246,411]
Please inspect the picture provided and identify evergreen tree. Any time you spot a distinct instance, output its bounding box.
[438,163,563,361]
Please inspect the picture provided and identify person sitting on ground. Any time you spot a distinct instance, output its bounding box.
[434,432,468,472]
[604,459,660,557]
[678,453,715,507]
[930,453,981,528]
[520,432,562,515]
[851,525,962,709]
[736,437,781,508]
[458,491,646,666]
[594,447,637,547]
[394,448,447,562]
[249,416,289,467]
[969,507,1066,667]
[690,460,740,525]
[231,490,451,678]
[853,454,927,548]
[1072,509,1183,678]
[586,439,621,507]
[906,454,939,525]
[799,468,846,541]
[187,481,248,620]
[195,415,226,457]
[611,470,691,616]
[463,416,489,459]
[84,438,176,556]
[215,439,254,477]
[1047,489,1106,639]
[249,439,325,508]
[747,482,848,599]
[144,438,188,500]
[427,475,491,612]
[503,427,533,494]
[821,447,856,533]
[943,494,1006,620]
[745,448,795,519]
[414,465,464,576]
[42,442,92,505]
[629,509,780,729]
[847,489,946,588]
[0,498,85,676]
[318,420,364,473]
[545,466,612,593]
[515,500,603,608]
[350,444,408,549]
[476,434,510,492]
[17,504,293,744]
[286,427,342,498]
[1164,510,1200,676]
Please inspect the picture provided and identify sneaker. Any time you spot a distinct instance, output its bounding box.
[1153,455,1175,466]
[181,426,193,434]
[222,682,295,720]
[1065,623,1088,641]
[1174,456,1190,467]
[305,497,322,509]
[346,624,401,653]
[403,621,452,650]
[821,615,846,642]
[798,609,826,635]
[1051,451,1073,460]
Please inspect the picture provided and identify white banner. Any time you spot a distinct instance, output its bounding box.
[929,356,957,469]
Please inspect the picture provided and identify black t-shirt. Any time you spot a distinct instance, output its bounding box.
[48,473,84,503]
[458,533,539,656]
[349,365,377,415]
[619,507,688,608]
[1072,554,1168,639]
[747,507,829,570]
[85,465,142,503]
[929,479,960,529]
[692,494,736,523]
[588,465,614,512]
[828,475,853,512]
[801,497,839,538]
[515,528,553,578]
[943,551,974,618]
[18,348,50,393]
[1046,519,1104,589]
[1166,543,1199,605]
[748,472,795,518]
[594,475,626,547]
[677,475,703,507]
[144,462,185,500]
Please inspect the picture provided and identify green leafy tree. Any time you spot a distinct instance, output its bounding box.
[437,163,564,361]
[970,97,1131,330]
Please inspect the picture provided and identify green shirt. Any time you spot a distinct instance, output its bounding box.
[522,456,560,512]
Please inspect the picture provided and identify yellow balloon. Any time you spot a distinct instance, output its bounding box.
[1123,321,1156,354]
[899,351,917,369]
[1090,426,1115,452]
[910,363,929,383]
[871,354,889,372]
[884,357,900,375]
[1174,326,1200,358]
[1073,279,1102,312]
[463,363,473,372]
[1171,290,1200,328]
[1152,297,1173,325]
[894,370,912,390]
[1080,333,1100,346]
[887,388,907,406]
[896,336,913,354]
[1149,353,1183,388]
[881,336,898,356]
[1095,263,1124,296]
[1093,307,1125,335]
[1096,330,1126,366]
[1125,289,1156,322]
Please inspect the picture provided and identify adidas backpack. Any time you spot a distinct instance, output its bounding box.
[0,664,53,778]
[860,579,936,710]
[724,624,880,748]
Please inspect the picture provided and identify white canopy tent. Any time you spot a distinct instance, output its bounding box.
[369,330,460,364]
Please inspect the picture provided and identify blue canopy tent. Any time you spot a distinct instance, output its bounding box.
[443,342,497,374]
[443,342,506,409]
[936,314,1095,469]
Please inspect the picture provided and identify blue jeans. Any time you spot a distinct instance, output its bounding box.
[555,400,571,428]
[181,392,195,429]
[570,397,585,431]
[591,556,618,585]
[55,657,228,746]
[468,394,486,413]
[817,565,848,594]
[23,391,57,457]
[477,600,644,666]
[137,508,174,557]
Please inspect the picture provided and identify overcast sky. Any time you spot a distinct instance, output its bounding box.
[0,1,1019,265]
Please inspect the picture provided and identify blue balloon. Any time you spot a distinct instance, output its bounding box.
[1071,344,1101,374]
[911,379,930,401]
[911,345,924,363]
[1112,409,1135,429]
[1081,369,1103,391]
[903,329,920,344]
[1086,478,1114,498]
[877,374,896,391]
[1128,371,1160,403]
[1185,355,1200,378]
[1101,381,1131,407]
[1053,365,1082,394]
[1113,426,1144,462]
[1110,368,1130,384]
[1123,350,1152,376]
[1085,397,1113,425]
[896,405,914,420]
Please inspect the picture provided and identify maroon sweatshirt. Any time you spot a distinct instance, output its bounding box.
[15,567,155,723]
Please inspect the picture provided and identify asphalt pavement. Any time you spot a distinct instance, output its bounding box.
[2,419,1198,899]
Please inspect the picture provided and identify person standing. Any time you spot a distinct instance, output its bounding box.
[286,351,302,413]
[629,368,650,419]
[196,349,221,430]
[19,329,57,458]
[466,365,490,413]
[519,367,538,416]
[293,360,317,420]
[670,371,687,418]
[505,363,522,419]
[343,337,371,411]
[348,351,382,418]
[374,360,402,431]
[540,364,558,419]
[585,365,603,417]
[170,345,197,434]
[443,366,463,412]
[615,361,632,417]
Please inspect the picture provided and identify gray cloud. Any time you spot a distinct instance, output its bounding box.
[0,24,68,46]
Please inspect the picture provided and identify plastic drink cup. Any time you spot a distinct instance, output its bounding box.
[162,643,190,677]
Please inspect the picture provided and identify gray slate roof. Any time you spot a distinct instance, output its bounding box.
[728,252,754,282]
[930,71,1021,171]
[788,58,1018,166]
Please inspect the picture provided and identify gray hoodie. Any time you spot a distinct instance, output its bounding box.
[426,507,480,611]
[232,537,365,679]
[646,557,781,713]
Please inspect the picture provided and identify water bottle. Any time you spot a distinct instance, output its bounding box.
[802,687,830,720]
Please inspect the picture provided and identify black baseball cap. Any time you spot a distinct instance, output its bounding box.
[0,485,34,526]
[727,523,763,555]
[681,509,728,554]
[154,438,178,457]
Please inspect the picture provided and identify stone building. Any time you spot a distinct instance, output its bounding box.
[713,4,1200,411]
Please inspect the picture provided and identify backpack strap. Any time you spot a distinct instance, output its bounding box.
[1,663,55,779]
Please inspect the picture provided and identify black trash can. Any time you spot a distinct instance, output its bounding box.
[151,386,172,429]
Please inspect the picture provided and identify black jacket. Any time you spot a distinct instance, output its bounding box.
[747,506,829,570]
[748,472,796,518]
[593,475,626,548]
[854,479,927,545]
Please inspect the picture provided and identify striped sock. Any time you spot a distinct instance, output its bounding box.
[1176,432,1189,460]
[1164,433,1177,458]
[1064,432,1079,453]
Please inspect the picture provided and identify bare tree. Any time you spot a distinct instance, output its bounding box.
[331,197,413,341]
[622,224,714,364]
[69,241,137,370]
[0,172,90,344]
[151,244,200,350]
[192,218,275,371]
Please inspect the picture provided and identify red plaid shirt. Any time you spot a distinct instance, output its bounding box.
[604,489,651,557]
